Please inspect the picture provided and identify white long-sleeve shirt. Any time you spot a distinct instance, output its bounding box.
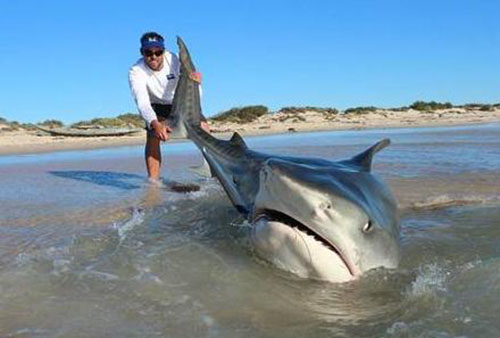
[128,51,180,127]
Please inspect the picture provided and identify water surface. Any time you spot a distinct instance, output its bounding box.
[1,124,499,337]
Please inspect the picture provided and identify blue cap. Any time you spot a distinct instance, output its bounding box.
[141,36,165,49]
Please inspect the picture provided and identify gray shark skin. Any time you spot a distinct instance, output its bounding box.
[173,37,400,282]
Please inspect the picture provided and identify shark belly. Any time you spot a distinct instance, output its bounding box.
[250,218,353,283]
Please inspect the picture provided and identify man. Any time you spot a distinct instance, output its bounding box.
[128,32,208,182]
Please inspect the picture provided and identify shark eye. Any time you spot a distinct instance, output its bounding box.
[362,220,373,233]
[319,202,332,210]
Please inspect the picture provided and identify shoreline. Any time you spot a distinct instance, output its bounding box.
[1,108,499,156]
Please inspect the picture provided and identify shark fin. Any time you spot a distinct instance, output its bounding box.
[229,132,248,150]
[349,138,391,172]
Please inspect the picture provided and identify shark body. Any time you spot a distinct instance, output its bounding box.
[171,37,400,282]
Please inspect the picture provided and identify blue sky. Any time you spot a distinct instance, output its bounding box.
[0,0,499,124]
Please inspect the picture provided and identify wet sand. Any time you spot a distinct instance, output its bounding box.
[1,107,499,155]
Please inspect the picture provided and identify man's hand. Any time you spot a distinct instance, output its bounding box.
[189,72,202,84]
[151,120,171,141]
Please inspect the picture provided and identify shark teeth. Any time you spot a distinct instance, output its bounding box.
[253,209,352,275]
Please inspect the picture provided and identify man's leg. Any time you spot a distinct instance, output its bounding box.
[145,132,162,180]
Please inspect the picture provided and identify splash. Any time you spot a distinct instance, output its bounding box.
[111,207,145,243]
[407,263,448,298]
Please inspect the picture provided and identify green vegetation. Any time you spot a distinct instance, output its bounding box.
[115,113,144,127]
[22,123,37,131]
[211,105,269,124]
[344,106,378,114]
[387,106,410,112]
[1,100,497,133]
[479,105,494,112]
[2,113,143,132]
[276,113,306,123]
[274,107,338,122]
[39,119,64,128]
[279,106,339,115]
[461,103,494,112]
[71,113,143,128]
[410,101,453,111]
[72,118,122,128]
[2,120,36,131]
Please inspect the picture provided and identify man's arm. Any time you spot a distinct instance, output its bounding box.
[128,67,170,141]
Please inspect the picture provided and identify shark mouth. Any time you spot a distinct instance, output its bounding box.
[253,209,355,277]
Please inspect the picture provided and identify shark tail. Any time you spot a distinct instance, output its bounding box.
[171,37,250,214]
[166,36,205,139]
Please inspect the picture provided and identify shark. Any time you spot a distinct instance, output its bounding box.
[170,37,400,283]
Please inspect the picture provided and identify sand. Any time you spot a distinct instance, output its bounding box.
[1,107,500,155]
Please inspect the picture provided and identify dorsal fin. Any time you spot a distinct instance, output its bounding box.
[350,138,390,171]
[229,132,247,149]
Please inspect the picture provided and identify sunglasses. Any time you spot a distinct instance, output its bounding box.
[143,49,164,57]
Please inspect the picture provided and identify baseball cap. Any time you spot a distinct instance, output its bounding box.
[141,34,165,49]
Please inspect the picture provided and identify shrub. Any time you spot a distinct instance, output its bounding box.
[410,101,453,111]
[211,105,269,124]
[39,119,64,128]
[387,106,410,112]
[479,105,494,112]
[72,118,125,128]
[279,106,339,115]
[462,103,480,109]
[462,103,495,111]
[70,120,91,128]
[71,113,144,128]
[344,106,378,114]
[21,123,37,131]
[91,117,129,127]
[7,121,21,131]
[116,113,144,127]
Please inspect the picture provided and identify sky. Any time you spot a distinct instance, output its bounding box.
[0,0,499,124]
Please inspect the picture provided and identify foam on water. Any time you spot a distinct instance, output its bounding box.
[111,207,145,243]
[407,263,448,298]
[407,194,500,211]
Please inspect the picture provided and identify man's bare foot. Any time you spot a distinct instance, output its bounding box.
[147,177,165,187]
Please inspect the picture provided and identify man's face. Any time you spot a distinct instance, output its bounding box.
[143,47,164,71]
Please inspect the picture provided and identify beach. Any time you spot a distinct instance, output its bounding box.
[1,107,500,155]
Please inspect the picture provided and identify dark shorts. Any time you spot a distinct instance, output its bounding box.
[146,104,173,136]
[146,103,207,137]
[152,103,173,120]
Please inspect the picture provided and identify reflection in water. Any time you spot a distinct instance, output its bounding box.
[140,184,163,209]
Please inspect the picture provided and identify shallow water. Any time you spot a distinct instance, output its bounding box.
[1,124,499,337]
